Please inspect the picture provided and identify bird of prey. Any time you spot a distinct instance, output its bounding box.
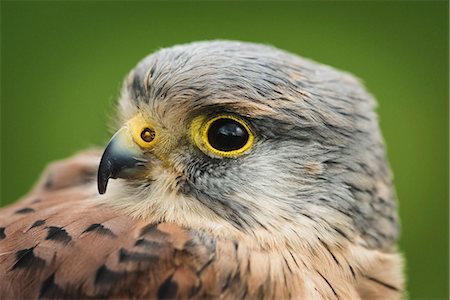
[0,41,403,299]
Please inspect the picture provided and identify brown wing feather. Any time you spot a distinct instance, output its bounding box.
[0,151,404,299]
[0,151,220,299]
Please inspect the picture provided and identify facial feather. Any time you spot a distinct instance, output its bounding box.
[100,40,399,252]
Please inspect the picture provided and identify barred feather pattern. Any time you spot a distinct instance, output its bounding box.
[0,151,403,299]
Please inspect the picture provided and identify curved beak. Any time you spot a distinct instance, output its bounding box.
[97,127,147,194]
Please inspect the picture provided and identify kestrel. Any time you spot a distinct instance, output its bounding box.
[0,41,403,299]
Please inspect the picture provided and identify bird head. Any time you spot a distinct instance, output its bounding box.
[97,41,399,250]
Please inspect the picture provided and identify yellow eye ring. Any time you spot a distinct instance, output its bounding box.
[191,114,254,158]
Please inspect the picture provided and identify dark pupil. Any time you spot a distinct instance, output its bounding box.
[207,118,249,152]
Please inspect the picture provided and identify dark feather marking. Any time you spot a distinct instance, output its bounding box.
[15,207,35,214]
[149,65,156,78]
[347,184,370,194]
[157,274,178,300]
[189,283,201,298]
[139,224,169,238]
[39,273,65,297]
[228,215,246,232]
[256,284,266,300]
[221,274,232,292]
[349,265,356,278]
[178,235,198,250]
[132,75,146,99]
[197,255,214,274]
[365,276,400,292]
[134,238,162,249]
[28,219,46,231]
[254,218,268,230]
[318,238,340,266]
[299,212,315,221]
[332,227,350,240]
[95,265,125,285]
[333,206,354,218]
[318,272,339,299]
[118,248,159,263]
[288,250,300,268]
[46,226,72,245]
[283,256,293,274]
[82,223,116,238]
[317,197,353,218]
[0,227,5,239]
[11,247,46,270]
[233,241,239,252]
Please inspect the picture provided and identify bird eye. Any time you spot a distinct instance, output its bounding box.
[191,115,254,157]
[207,118,249,151]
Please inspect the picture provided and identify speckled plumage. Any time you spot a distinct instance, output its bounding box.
[0,41,403,299]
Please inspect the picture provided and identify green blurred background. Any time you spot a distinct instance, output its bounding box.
[1,1,448,298]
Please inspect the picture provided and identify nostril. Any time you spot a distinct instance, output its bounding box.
[140,128,156,143]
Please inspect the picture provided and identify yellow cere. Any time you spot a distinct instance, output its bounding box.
[127,113,159,149]
[190,114,254,158]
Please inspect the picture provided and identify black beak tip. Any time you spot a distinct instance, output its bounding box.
[96,129,146,195]
[97,181,107,194]
[97,171,109,194]
[97,156,112,195]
